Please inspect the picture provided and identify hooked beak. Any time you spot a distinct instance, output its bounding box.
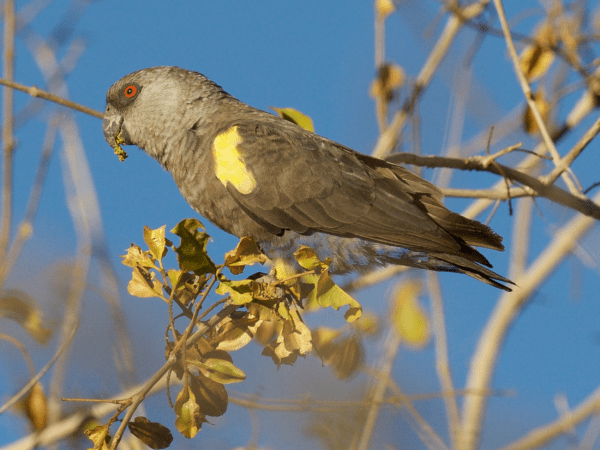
[103,104,129,162]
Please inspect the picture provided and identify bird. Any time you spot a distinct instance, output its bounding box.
[103,66,513,291]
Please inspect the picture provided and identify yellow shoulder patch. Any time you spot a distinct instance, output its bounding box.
[212,126,256,195]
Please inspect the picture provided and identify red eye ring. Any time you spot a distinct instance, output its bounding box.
[124,85,137,98]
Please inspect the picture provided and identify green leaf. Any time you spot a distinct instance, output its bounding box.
[171,219,216,274]
[270,107,314,132]
[174,386,204,439]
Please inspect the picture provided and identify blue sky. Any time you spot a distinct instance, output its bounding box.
[2,1,600,449]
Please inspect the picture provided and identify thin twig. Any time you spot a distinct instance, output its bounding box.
[428,272,460,450]
[0,0,16,266]
[492,0,581,196]
[386,152,600,220]
[0,76,103,119]
[356,328,402,450]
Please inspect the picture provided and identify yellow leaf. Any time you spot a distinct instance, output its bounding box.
[392,281,429,347]
[143,225,167,262]
[215,276,254,305]
[85,424,111,450]
[375,0,395,19]
[270,107,315,132]
[121,244,156,269]
[224,236,267,274]
[127,266,166,301]
[519,21,556,82]
[24,383,47,430]
[523,88,551,135]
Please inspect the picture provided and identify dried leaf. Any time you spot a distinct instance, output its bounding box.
[84,424,111,450]
[0,290,52,344]
[189,374,228,417]
[121,244,156,269]
[211,314,262,351]
[127,266,166,301]
[224,237,267,275]
[128,416,173,449]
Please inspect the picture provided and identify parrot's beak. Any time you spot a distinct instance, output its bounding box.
[103,104,129,161]
[103,104,125,145]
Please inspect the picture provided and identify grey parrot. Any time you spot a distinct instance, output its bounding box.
[103,66,513,290]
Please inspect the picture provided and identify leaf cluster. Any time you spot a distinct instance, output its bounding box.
[86,219,366,448]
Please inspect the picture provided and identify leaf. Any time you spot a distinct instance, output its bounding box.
[189,374,228,417]
[354,312,380,336]
[370,63,405,102]
[282,309,312,356]
[519,21,556,82]
[293,247,362,321]
[84,424,111,450]
[171,219,216,274]
[128,416,173,449]
[270,107,314,132]
[215,276,254,305]
[375,0,395,19]
[327,335,364,380]
[143,225,167,262]
[23,382,47,430]
[224,237,267,275]
[315,272,362,322]
[174,386,204,439]
[121,244,157,269]
[127,266,166,301]
[210,314,262,351]
[391,281,429,347]
[0,290,52,344]
[523,88,551,135]
[294,246,329,271]
[189,357,246,384]
[312,328,364,379]
[262,308,312,366]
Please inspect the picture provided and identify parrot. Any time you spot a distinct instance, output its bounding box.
[103,66,513,290]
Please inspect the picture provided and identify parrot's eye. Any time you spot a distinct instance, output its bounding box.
[124,85,138,98]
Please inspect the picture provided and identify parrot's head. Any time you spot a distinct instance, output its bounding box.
[103,66,226,163]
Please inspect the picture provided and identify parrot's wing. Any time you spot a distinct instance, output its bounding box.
[212,119,499,266]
